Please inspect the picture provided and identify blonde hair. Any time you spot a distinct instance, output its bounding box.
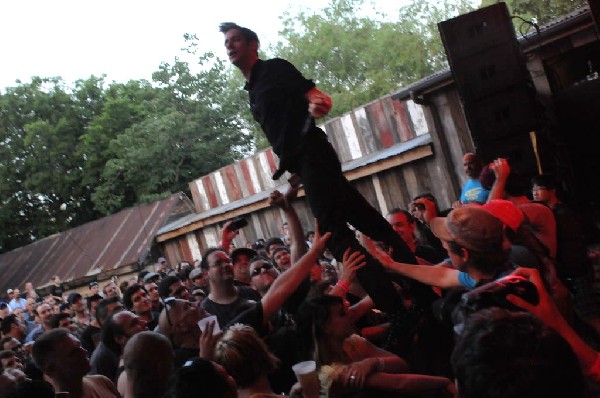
[215,324,280,388]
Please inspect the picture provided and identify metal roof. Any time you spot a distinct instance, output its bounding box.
[0,193,185,292]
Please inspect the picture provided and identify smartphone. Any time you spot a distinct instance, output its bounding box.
[229,217,248,230]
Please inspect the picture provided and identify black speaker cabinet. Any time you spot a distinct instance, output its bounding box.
[438,2,540,145]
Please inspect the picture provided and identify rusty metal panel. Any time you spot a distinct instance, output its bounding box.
[366,100,394,150]
[390,98,414,142]
[202,176,219,209]
[326,118,350,163]
[213,171,230,206]
[406,100,430,136]
[0,194,182,293]
[340,113,363,161]
[241,158,261,196]
[233,162,250,198]
[354,107,378,154]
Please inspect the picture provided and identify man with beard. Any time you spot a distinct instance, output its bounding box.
[200,248,261,328]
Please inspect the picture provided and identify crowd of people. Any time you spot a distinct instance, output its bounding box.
[1,154,600,397]
[2,21,600,397]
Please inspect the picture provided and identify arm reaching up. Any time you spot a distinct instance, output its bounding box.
[507,267,600,381]
[261,221,331,322]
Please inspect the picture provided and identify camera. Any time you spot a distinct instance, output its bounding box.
[229,217,248,231]
[452,274,540,333]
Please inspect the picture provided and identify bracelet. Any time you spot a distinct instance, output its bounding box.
[336,280,350,293]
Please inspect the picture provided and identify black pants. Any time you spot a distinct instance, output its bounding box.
[293,132,436,314]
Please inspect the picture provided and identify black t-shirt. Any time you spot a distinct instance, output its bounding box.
[244,58,316,159]
[201,286,260,328]
[80,324,101,357]
[50,284,64,298]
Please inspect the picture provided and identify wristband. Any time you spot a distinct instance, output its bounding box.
[336,280,350,293]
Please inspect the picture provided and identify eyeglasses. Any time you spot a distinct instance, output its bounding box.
[162,297,177,327]
[251,263,273,277]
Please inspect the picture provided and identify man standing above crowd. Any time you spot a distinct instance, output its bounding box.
[219,23,435,323]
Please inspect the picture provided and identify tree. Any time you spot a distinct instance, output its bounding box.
[0,76,106,252]
[271,0,475,116]
[90,53,253,215]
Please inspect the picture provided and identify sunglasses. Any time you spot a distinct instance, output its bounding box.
[251,263,273,277]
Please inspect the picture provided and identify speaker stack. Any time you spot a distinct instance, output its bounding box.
[438,2,540,174]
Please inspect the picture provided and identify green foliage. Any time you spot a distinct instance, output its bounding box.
[0,55,253,251]
[271,0,475,117]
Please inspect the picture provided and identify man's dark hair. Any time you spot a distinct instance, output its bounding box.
[0,336,14,350]
[95,296,123,325]
[265,237,284,254]
[199,247,226,270]
[412,192,440,213]
[123,285,146,310]
[49,313,71,329]
[0,349,16,362]
[158,275,181,299]
[0,314,18,335]
[86,294,103,311]
[218,22,259,45]
[531,174,558,190]
[178,267,191,282]
[387,208,415,224]
[138,270,150,283]
[31,328,70,371]
[452,308,584,398]
[170,357,233,398]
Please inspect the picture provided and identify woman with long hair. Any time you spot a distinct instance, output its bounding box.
[296,294,456,397]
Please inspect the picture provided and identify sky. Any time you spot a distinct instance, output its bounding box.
[0,0,407,91]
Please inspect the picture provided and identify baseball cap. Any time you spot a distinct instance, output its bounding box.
[143,272,160,283]
[231,247,258,263]
[482,199,524,231]
[89,281,99,289]
[158,257,167,264]
[430,206,503,252]
[67,292,82,304]
[189,268,204,281]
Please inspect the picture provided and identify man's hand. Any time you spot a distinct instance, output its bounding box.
[490,157,511,181]
[340,248,367,285]
[199,319,223,361]
[269,190,289,210]
[306,87,332,118]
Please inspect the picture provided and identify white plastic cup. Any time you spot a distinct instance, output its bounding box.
[198,315,221,334]
[292,360,320,398]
